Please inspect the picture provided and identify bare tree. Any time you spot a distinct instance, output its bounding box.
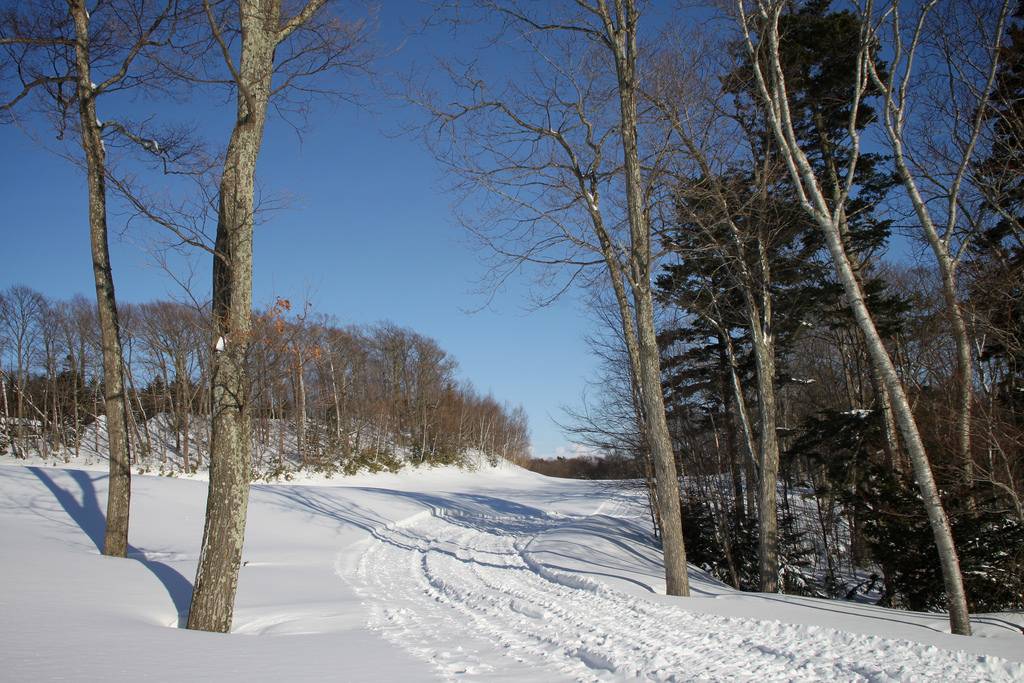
[734,0,972,635]
[419,0,690,595]
[185,0,372,633]
[647,48,792,590]
[859,0,1013,507]
[1,0,188,557]
[0,286,44,450]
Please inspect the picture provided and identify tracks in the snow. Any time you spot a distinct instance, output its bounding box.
[344,502,1021,682]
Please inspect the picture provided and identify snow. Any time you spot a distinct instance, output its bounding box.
[1,459,1022,681]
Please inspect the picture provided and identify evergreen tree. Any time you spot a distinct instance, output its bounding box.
[657,0,899,596]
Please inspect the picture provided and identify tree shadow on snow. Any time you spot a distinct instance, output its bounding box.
[28,467,193,627]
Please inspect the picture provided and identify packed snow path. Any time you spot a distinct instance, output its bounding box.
[349,502,1021,682]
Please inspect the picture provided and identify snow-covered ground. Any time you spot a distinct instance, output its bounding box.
[2,459,1022,681]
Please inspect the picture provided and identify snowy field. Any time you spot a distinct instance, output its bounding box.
[2,459,1022,682]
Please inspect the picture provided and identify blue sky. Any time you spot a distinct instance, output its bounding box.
[0,2,602,460]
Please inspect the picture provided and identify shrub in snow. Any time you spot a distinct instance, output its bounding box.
[790,408,1024,612]
[680,495,817,595]
[863,478,1024,613]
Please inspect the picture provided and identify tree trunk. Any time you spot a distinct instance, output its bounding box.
[177,354,191,473]
[716,323,760,483]
[740,227,781,594]
[891,155,976,508]
[329,359,343,444]
[871,361,902,473]
[819,217,973,635]
[125,362,151,460]
[751,322,780,592]
[15,346,25,444]
[633,288,690,596]
[597,213,687,593]
[744,4,972,633]
[1,375,10,451]
[71,0,132,559]
[599,1,689,597]
[187,0,278,633]
[294,352,306,465]
[719,341,746,522]
[72,353,81,460]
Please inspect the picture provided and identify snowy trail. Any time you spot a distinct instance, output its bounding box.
[3,463,1022,680]
[348,505,1023,682]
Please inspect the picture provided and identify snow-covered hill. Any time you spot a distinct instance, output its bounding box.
[2,460,1021,681]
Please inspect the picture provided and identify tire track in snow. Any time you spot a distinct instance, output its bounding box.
[346,506,1022,682]
[351,512,559,680]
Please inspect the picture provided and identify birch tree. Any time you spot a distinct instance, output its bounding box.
[859,0,1013,507]
[734,0,973,635]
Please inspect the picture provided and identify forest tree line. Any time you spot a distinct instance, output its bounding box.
[543,1,1024,616]
[0,287,530,474]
